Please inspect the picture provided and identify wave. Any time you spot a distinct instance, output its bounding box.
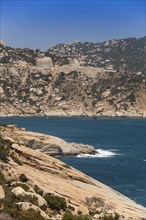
[76,148,119,158]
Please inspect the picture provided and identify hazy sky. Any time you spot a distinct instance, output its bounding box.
[1,0,145,50]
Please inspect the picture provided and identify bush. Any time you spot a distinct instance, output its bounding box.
[102,213,119,220]
[0,172,6,185]
[34,185,44,196]
[14,183,30,192]
[44,193,67,211]
[63,210,91,220]
[0,137,11,162]
[77,216,92,220]
[19,174,29,182]
[63,210,76,220]
[17,209,45,220]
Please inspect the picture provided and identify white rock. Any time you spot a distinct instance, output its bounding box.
[16,61,28,67]
[55,97,62,101]
[93,213,101,219]
[37,89,43,95]
[0,186,5,200]
[136,71,142,76]
[11,186,26,196]
[35,57,53,70]
[107,210,115,217]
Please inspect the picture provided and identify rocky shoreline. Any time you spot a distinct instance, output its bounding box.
[0,124,145,220]
[0,124,96,157]
[0,113,145,119]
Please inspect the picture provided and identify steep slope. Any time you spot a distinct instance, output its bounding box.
[0,125,145,220]
[0,37,145,117]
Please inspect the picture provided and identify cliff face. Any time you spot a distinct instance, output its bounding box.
[0,125,145,220]
[0,37,146,117]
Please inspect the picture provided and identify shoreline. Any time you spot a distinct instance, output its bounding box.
[0,114,145,119]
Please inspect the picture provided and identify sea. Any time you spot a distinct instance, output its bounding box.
[0,116,145,207]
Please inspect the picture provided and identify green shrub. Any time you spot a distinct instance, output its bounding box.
[36,108,41,113]
[77,215,92,220]
[19,174,29,182]
[16,208,45,220]
[0,137,11,162]
[44,193,67,211]
[63,210,76,220]
[0,172,6,185]
[17,194,38,206]
[4,203,45,220]
[14,183,30,191]
[102,213,120,220]
[63,210,91,220]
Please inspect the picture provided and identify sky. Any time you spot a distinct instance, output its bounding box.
[0,0,145,50]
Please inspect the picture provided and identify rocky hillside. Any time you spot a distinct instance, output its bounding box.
[47,37,146,73]
[0,125,145,220]
[0,37,145,117]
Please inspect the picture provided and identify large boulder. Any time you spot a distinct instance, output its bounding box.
[16,202,49,219]
[11,186,26,196]
[35,57,53,69]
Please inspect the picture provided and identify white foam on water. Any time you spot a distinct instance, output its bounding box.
[76,148,118,158]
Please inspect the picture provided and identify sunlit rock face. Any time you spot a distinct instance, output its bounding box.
[35,57,53,69]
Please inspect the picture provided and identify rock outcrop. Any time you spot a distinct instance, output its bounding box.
[0,125,145,220]
[35,57,53,69]
[16,202,49,219]
[12,186,47,207]
[1,125,95,156]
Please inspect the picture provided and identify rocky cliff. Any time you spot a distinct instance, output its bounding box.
[0,125,145,220]
[0,37,145,117]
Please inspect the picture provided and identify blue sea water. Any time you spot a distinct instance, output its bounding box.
[0,116,145,207]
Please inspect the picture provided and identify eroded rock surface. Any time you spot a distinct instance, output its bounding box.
[0,125,145,220]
